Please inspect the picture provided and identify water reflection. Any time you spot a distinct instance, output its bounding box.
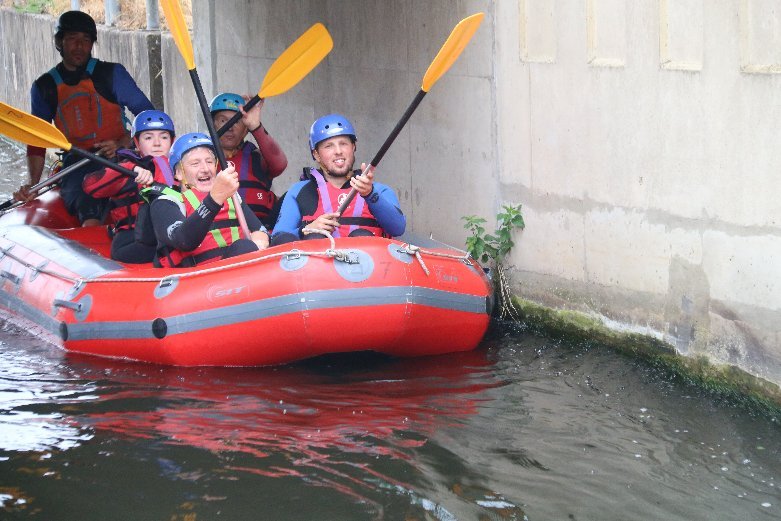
[2,318,780,520]
[0,322,96,452]
[0,321,527,520]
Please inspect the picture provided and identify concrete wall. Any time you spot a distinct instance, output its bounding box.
[495,1,781,386]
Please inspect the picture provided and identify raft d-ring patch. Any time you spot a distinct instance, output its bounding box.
[388,244,413,264]
[280,250,308,272]
[333,249,374,283]
[155,277,179,299]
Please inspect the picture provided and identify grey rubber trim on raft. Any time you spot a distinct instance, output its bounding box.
[63,285,488,341]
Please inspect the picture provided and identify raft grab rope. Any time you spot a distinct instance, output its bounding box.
[0,236,474,290]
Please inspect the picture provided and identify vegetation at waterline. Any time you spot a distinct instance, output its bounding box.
[463,203,525,319]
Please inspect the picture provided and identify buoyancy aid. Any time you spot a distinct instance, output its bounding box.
[49,58,127,149]
[230,141,277,220]
[301,168,385,238]
[89,152,173,233]
[158,189,241,268]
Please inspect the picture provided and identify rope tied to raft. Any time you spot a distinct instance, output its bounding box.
[301,228,358,264]
[0,236,477,286]
[396,244,430,276]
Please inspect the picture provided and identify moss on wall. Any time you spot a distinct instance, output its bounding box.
[511,296,781,420]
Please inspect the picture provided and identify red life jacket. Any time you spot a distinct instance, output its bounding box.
[49,58,127,150]
[160,189,241,267]
[228,141,277,221]
[87,155,174,233]
[301,169,385,238]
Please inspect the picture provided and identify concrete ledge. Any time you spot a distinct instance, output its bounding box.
[511,295,781,418]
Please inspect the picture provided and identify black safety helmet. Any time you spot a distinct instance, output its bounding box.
[54,11,97,52]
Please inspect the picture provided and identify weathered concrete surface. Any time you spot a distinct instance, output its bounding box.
[495,0,781,389]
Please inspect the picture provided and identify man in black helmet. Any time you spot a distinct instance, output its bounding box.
[14,10,154,226]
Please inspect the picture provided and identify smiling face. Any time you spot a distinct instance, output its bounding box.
[313,136,356,179]
[176,146,218,192]
[60,31,94,70]
[135,130,173,158]
[213,110,247,152]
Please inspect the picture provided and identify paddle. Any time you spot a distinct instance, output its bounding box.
[336,12,484,216]
[0,156,90,211]
[161,0,254,239]
[216,23,333,137]
[0,102,140,179]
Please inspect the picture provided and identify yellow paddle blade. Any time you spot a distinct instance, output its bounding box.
[161,0,195,70]
[0,102,71,150]
[259,23,333,98]
[421,12,484,92]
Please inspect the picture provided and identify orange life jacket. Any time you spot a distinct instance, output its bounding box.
[49,58,127,149]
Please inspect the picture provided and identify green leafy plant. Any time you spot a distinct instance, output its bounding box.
[463,203,525,265]
[463,203,525,320]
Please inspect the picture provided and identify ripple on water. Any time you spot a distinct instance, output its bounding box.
[0,137,29,199]
[0,320,780,520]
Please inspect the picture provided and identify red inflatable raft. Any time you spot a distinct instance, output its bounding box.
[0,192,492,366]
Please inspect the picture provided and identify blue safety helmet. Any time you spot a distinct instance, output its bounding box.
[309,114,357,152]
[131,110,175,138]
[209,93,245,114]
[169,133,215,172]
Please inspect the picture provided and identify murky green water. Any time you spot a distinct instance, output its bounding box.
[1,138,780,521]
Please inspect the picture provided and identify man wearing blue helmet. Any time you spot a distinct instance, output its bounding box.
[15,10,154,226]
[271,114,405,244]
[150,133,270,267]
[210,93,288,228]
[83,110,176,263]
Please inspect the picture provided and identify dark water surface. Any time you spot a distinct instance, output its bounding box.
[0,320,779,521]
[1,137,780,521]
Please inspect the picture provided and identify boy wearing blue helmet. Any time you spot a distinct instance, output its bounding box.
[210,93,288,228]
[271,114,405,244]
[83,109,176,263]
[150,133,270,268]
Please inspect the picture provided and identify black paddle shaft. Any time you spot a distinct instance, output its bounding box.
[189,69,228,170]
[336,89,427,215]
[216,95,262,137]
[0,157,91,211]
